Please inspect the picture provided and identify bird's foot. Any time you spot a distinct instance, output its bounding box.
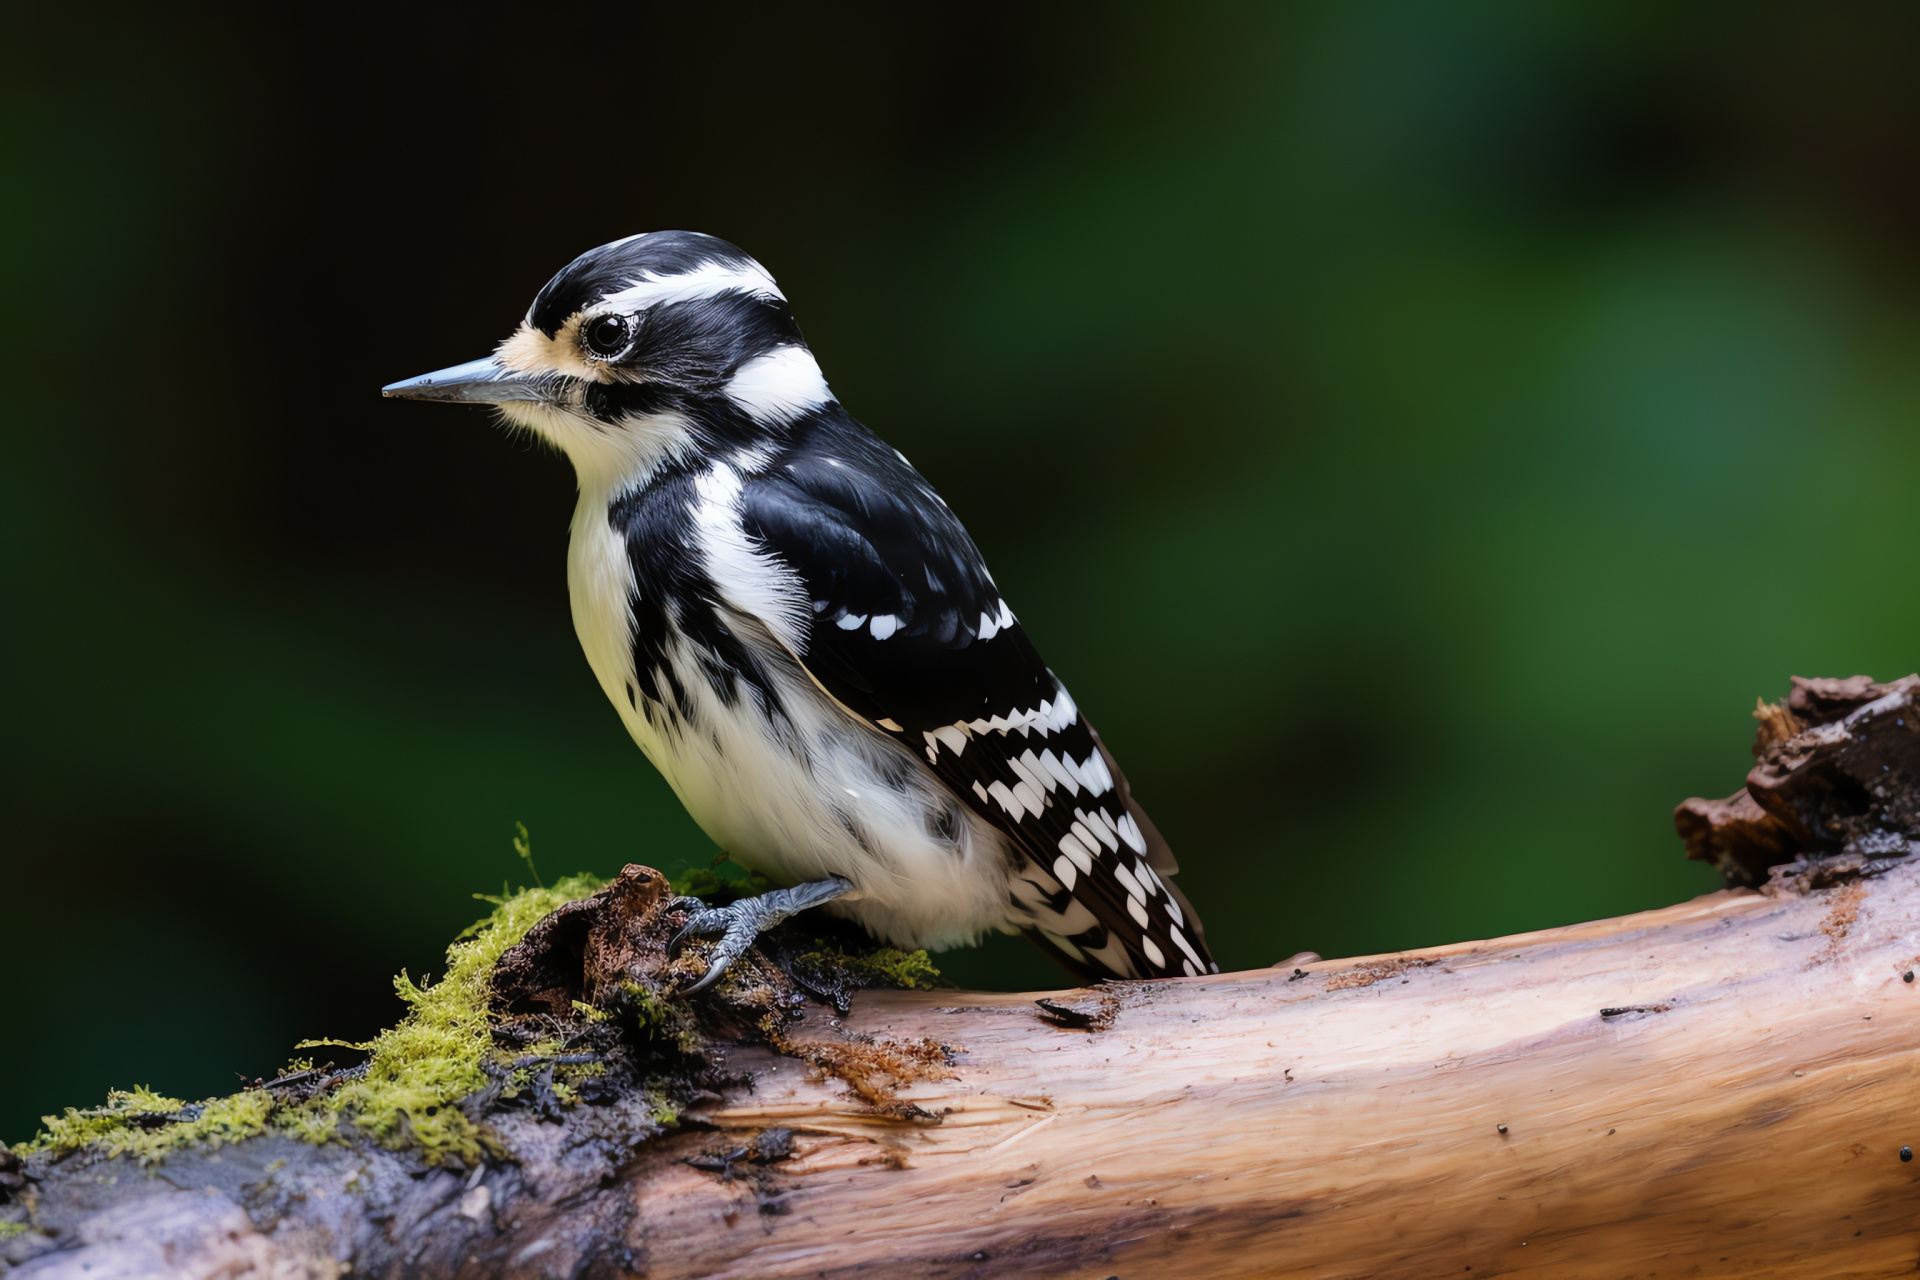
[668,875,853,995]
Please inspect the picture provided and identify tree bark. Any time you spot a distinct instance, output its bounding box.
[6,677,1919,1279]
[7,863,1919,1279]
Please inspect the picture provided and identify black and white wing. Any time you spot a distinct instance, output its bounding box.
[738,412,1215,980]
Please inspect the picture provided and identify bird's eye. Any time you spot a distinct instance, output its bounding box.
[582,313,633,359]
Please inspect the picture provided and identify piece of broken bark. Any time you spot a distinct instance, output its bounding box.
[1675,673,1920,885]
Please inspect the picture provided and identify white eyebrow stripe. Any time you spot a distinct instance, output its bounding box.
[597,259,785,311]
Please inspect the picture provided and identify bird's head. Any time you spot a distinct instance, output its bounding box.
[383,231,832,486]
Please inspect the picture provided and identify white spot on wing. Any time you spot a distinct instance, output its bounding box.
[1037,750,1080,793]
[1077,812,1119,853]
[1006,753,1046,795]
[836,613,867,630]
[1057,831,1094,873]
[1141,936,1165,969]
[1052,854,1078,890]
[729,443,779,473]
[1127,896,1151,928]
[1011,778,1043,816]
[869,613,899,640]
[1170,925,1203,969]
[1117,812,1148,854]
[1048,686,1078,732]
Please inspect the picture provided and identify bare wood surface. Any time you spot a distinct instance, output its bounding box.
[626,866,1920,1278]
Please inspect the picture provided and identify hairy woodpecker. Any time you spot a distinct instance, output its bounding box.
[383,232,1215,990]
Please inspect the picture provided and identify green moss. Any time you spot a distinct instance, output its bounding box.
[19,874,605,1168]
[641,1085,680,1128]
[0,1221,27,1240]
[19,1085,274,1165]
[855,946,942,990]
[313,872,604,1163]
[798,943,943,991]
[17,861,935,1171]
[619,980,704,1054]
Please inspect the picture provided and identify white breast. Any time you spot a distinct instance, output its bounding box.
[566,488,657,760]
[564,479,1020,952]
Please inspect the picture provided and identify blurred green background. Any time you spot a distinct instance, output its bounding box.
[4,2,1917,1143]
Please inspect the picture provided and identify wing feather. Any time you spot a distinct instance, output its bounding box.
[736,412,1215,979]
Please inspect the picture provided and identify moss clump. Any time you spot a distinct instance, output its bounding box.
[18,874,606,1168]
[311,873,604,1163]
[798,944,942,991]
[618,980,705,1056]
[18,1086,274,1165]
[782,938,944,1016]
[18,858,941,1170]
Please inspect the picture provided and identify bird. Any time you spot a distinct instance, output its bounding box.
[383,231,1215,991]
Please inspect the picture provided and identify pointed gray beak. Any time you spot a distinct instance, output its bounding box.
[381,357,556,403]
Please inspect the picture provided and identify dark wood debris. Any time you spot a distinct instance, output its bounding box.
[1675,674,1920,887]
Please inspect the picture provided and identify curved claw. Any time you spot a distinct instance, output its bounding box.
[680,966,726,997]
[676,912,764,994]
[665,896,707,953]
[669,907,733,955]
[667,875,855,997]
[679,946,738,996]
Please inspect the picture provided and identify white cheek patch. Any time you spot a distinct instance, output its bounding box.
[725,346,833,423]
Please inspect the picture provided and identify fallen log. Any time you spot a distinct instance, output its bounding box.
[5,676,1919,1278]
